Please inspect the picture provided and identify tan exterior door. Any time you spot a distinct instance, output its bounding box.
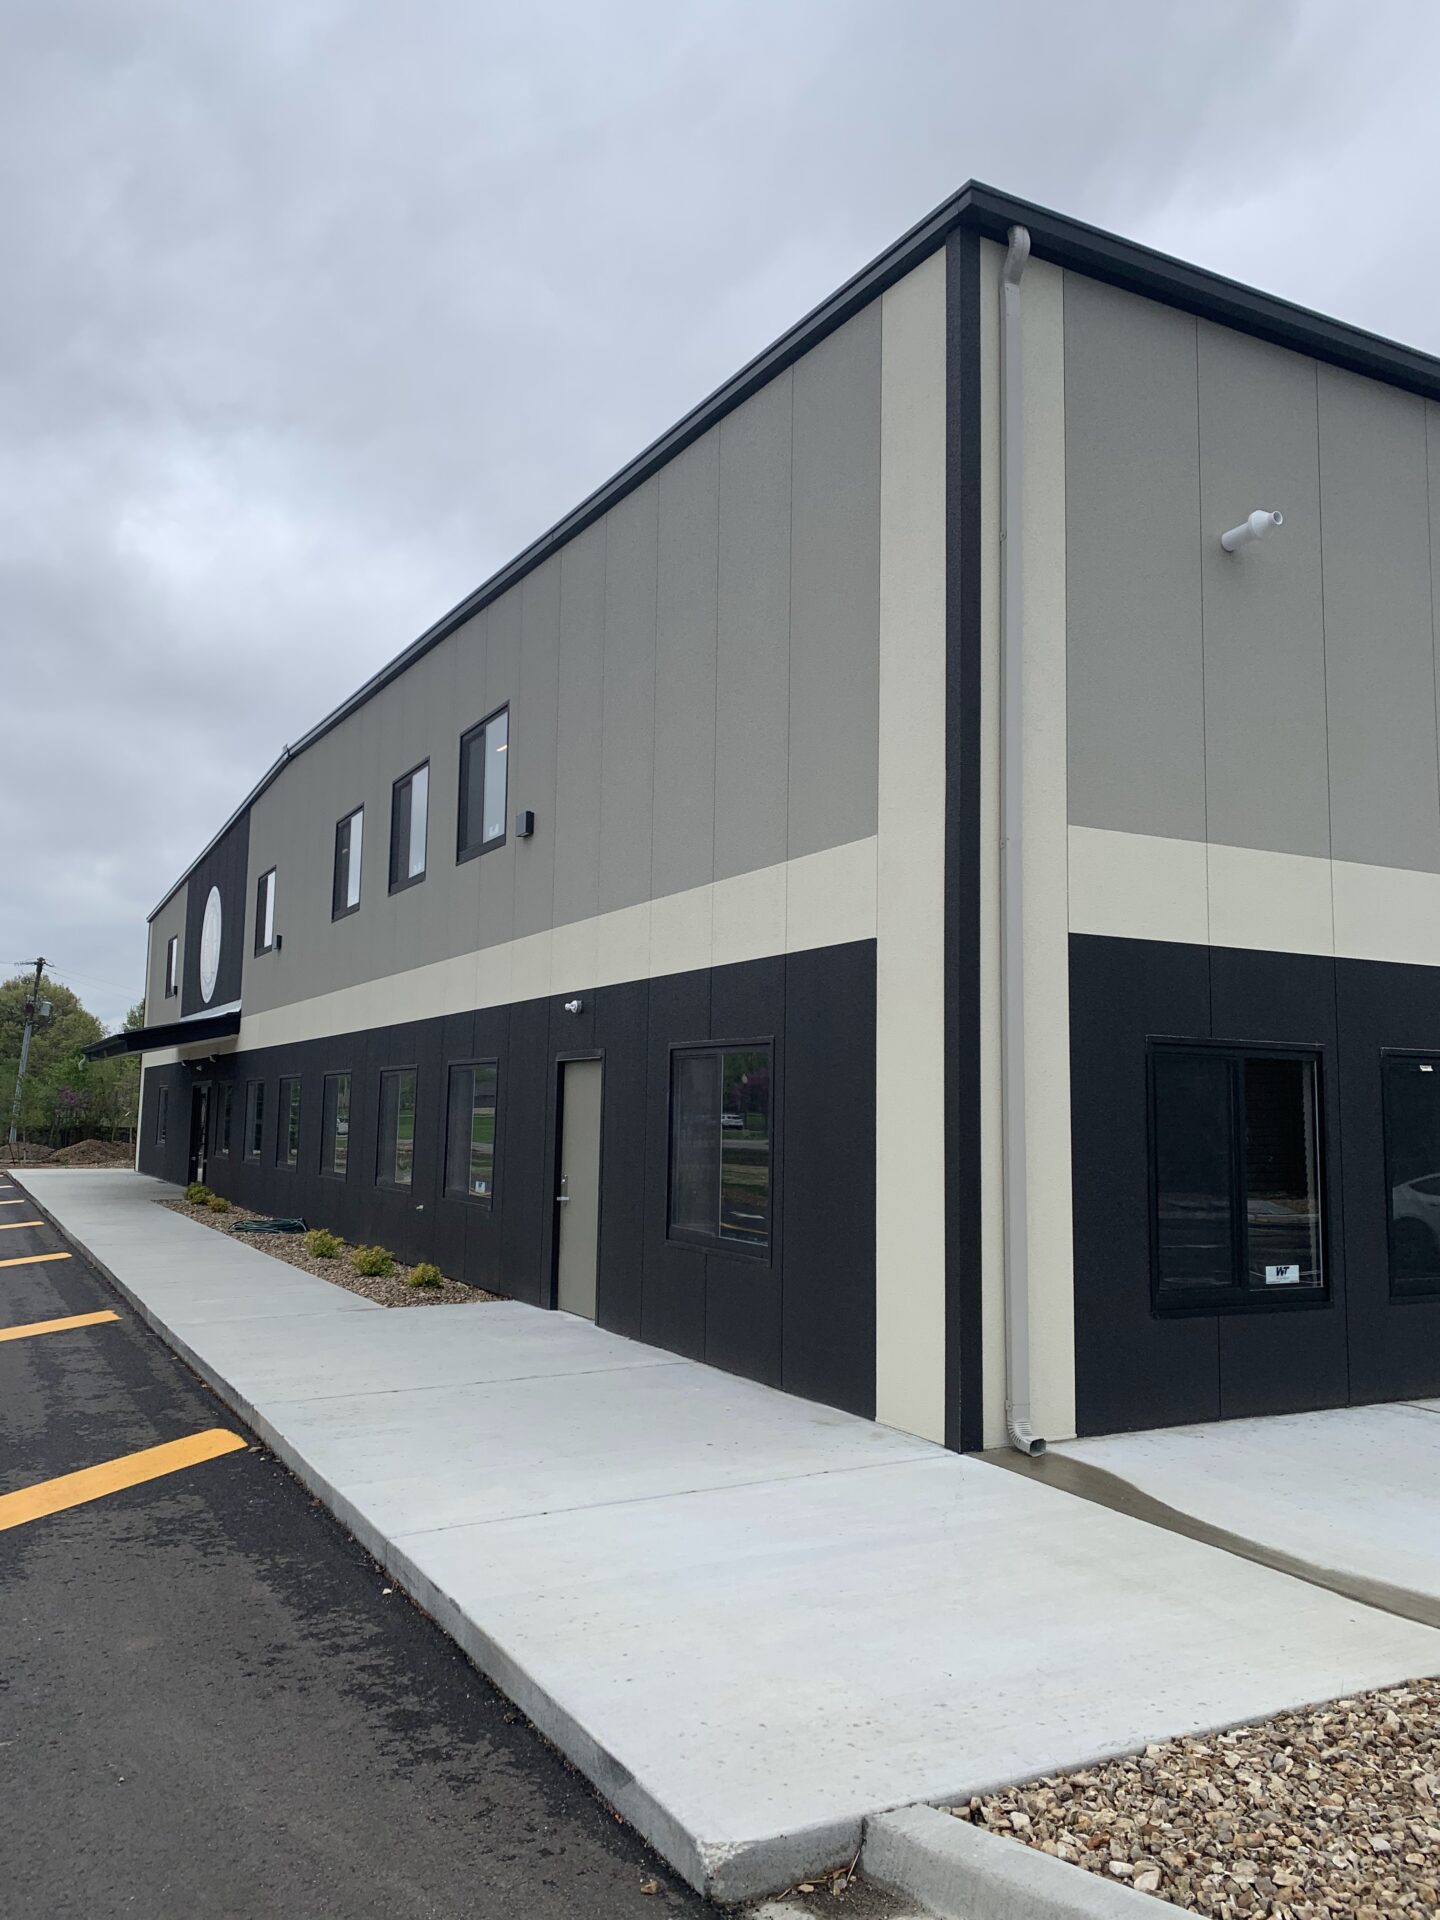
[556,1059,602,1319]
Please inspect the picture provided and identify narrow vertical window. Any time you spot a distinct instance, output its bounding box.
[244,1081,265,1161]
[457,707,508,860]
[164,935,179,997]
[320,1071,351,1178]
[377,1067,417,1188]
[1382,1053,1440,1299]
[445,1060,498,1204]
[215,1082,233,1157]
[389,762,429,891]
[1150,1043,1323,1311]
[277,1076,301,1169]
[332,808,363,918]
[668,1044,772,1254]
[255,867,277,954]
[156,1085,169,1144]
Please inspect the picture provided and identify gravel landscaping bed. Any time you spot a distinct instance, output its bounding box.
[158,1198,499,1308]
[953,1679,1440,1917]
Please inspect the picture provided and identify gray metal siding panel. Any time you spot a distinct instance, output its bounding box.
[1319,367,1440,872]
[598,480,659,914]
[513,559,562,939]
[716,374,793,880]
[652,431,720,900]
[1065,275,1206,842]
[553,522,606,928]
[787,305,881,860]
[479,587,522,948]
[1196,324,1330,857]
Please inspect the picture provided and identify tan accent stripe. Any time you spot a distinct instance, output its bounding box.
[0,1310,119,1345]
[0,1430,248,1531]
[0,1252,72,1270]
[0,1220,45,1231]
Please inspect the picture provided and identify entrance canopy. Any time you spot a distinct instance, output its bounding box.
[83,1002,240,1061]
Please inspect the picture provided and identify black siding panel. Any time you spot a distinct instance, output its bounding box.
[500,999,548,1306]
[1336,956,1440,1404]
[781,942,876,1417]
[1070,932,1220,1435]
[181,812,250,1018]
[594,980,648,1341]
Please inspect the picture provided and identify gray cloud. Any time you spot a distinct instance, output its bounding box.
[2,0,1434,1025]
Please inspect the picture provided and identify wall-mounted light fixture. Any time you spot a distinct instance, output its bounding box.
[1221,509,1284,553]
[563,997,583,1014]
[515,809,535,839]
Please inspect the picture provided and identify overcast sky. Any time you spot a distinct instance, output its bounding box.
[3,0,1437,1028]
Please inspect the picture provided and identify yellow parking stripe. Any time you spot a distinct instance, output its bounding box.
[0,1430,247,1531]
[0,1310,119,1345]
[0,1220,45,1231]
[0,1252,71,1270]
[0,1198,30,1206]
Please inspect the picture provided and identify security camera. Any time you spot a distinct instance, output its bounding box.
[1221,509,1283,553]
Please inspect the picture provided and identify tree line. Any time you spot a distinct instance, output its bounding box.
[0,975,143,1144]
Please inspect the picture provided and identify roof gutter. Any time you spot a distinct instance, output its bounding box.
[999,224,1045,1458]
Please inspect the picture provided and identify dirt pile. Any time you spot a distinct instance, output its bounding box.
[47,1139,132,1167]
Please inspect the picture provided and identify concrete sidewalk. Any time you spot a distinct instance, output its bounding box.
[20,1170,1440,1903]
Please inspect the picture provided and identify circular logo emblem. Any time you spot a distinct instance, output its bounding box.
[199,886,223,1004]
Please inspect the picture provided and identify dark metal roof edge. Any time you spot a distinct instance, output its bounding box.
[150,179,1440,919]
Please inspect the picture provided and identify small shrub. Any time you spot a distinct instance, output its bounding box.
[407,1262,444,1290]
[184,1182,212,1205]
[206,1193,231,1214]
[349,1243,395,1278]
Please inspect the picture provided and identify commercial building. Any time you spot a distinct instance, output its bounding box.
[102,182,1440,1447]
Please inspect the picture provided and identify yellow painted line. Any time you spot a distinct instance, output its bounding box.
[0,1430,247,1532]
[0,1310,119,1345]
[0,1198,30,1206]
[0,1220,45,1231]
[0,1251,71,1270]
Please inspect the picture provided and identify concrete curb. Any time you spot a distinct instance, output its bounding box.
[10,1175,859,1904]
[864,1805,1164,1920]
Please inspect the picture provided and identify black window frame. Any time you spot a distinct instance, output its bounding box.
[320,1071,352,1180]
[375,1065,418,1190]
[215,1082,233,1158]
[276,1075,301,1170]
[156,1084,169,1145]
[443,1058,499,1207]
[456,705,509,864]
[244,1080,265,1163]
[1147,1038,1327,1317]
[665,1038,775,1262]
[1380,1048,1440,1302]
[164,934,179,998]
[332,805,364,920]
[254,866,277,955]
[389,759,430,894]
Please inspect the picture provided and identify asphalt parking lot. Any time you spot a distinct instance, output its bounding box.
[0,1177,712,1920]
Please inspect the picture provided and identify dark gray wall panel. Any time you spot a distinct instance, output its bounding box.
[1070,932,1220,1435]
[594,979,648,1341]
[640,967,711,1360]
[182,811,250,1018]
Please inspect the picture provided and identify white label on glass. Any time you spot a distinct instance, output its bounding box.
[1265,1263,1300,1286]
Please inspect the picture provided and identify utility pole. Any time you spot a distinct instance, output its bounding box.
[7,956,48,1148]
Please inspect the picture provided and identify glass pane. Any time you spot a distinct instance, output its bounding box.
[395,1070,415,1186]
[482,710,508,845]
[469,1060,496,1199]
[446,1067,472,1194]
[1153,1051,1235,1294]
[323,1073,350,1176]
[390,779,411,886]
[408,765,428,878]
[1242,1057,1322,1290]
[279,1079,300,1166]
[719,1049,770,1248]
[1383,1056,1440,1291]
[263,872,275,948]
[669,1051,720,1238]
[346,811,362,908]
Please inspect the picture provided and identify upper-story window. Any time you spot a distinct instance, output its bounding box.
[389,762,429,893]
[255,867,277,955]
[164,935,179,998]
[332,807,363,919]
[457,706,508,862]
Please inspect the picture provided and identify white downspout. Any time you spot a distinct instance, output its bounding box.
[1000,224,1045,1456]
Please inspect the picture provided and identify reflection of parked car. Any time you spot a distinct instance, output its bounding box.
[1393,1172,1440,1274]
[721,1111,745,1130]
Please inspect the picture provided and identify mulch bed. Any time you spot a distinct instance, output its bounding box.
[953,1678,1440,1917]
[159,1198,499,1309]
